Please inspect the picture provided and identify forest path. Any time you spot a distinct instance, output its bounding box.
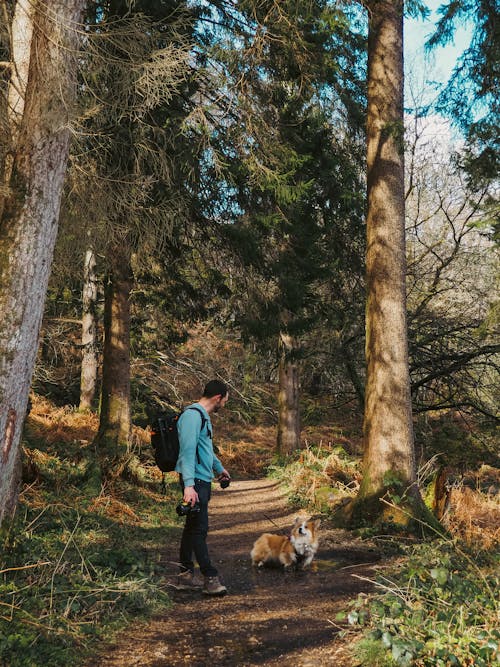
[91,479,382,666]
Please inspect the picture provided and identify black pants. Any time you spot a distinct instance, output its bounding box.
[179,478,218,577]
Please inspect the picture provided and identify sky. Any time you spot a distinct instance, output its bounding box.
[404,0,473,86]
[403,0,473,144]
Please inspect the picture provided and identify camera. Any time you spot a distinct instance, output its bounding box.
[176,500,201,517]
[219,474,230,489]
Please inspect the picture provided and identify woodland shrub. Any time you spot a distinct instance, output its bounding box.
[0,488,176,667]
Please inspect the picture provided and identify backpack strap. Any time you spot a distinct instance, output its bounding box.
[185,406,212,465]
[187,406,212,439]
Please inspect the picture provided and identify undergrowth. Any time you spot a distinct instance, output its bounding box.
[0,401,181,667]
[0,483,179,667]
[344,540,499,667]
[270,442,500,666]
[4,396,498,666]
[267,441,360,512]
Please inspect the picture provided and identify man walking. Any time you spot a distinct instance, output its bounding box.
[175,379,230,595]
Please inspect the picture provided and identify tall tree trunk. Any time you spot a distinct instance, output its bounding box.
[0,0,84,524]
[277,332,301,455]
[344,0,436,530]
[79,244,99,411]
[95,246,132,479]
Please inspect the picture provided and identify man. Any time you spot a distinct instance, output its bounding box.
[175,379,230,595]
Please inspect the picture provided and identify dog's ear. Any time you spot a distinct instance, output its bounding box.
[313,518,321,530]
[293,516,302,525]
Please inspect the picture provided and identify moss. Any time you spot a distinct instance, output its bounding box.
[334,487,445,537]
[83,458,102,496]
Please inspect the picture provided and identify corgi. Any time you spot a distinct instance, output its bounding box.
[250,517,320,569]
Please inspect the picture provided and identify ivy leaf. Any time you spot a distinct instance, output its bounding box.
[347,610,359,625]
[430,567,449,585]
[392,645,414,667]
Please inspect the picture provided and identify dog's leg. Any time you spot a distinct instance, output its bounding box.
[300,551,315,568]
[250,545,261,567]
[279,552,296,569]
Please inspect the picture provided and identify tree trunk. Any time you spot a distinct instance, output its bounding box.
[0,0,35,221]
[79,244,99,411]
[95,246,133,478]
[343,0,437,531]
[0,0,84,524]
[342,344,365,411]
[277,333,301,455]
[6,0,33,126]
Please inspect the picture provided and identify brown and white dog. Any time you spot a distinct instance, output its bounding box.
[250,517,320,569]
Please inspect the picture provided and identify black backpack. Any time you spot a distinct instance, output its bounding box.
[150,406,209,473]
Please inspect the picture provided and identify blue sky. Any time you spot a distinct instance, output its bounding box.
[405,0,473,85]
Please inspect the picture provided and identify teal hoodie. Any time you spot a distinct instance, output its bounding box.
[175,403,224,487]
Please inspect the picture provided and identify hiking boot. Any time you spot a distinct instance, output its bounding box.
[203,576,227,596]
[175,570,203,591]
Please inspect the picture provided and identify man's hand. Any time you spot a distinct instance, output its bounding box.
[217,469,230,482]
[183,486,199,506]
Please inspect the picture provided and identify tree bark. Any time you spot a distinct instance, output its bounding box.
[95,246,133,478]
[342,344,365,411]
[343,0,436,530]
[79,244,99,411]
[362,0,413,497]
[277,332,301,455]
[0,0,35,221]
[0,0,84,524]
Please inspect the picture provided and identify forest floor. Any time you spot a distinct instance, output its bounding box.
[88,478,383,667]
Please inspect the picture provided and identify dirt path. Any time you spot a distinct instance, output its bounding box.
[92,479,381,666]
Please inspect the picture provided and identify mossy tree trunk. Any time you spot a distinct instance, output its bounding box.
[343,0,437,532]
[94,245,133,480]
[277,332,301,455]
[0,0,84,524]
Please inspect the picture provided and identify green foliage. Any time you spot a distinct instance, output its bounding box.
[415,414,499,470]
[427,0,499,188]
[302,398,328,425]
[196,0,366,356]
[354,638,397,667]
[348,541,500,666]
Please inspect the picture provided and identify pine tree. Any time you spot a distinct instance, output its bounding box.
[427,0,499,188]
[70,0,193,482]
[195,0,366,452]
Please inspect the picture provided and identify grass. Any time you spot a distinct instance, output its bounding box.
[0,397,182,667]
[267,440,361,512]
